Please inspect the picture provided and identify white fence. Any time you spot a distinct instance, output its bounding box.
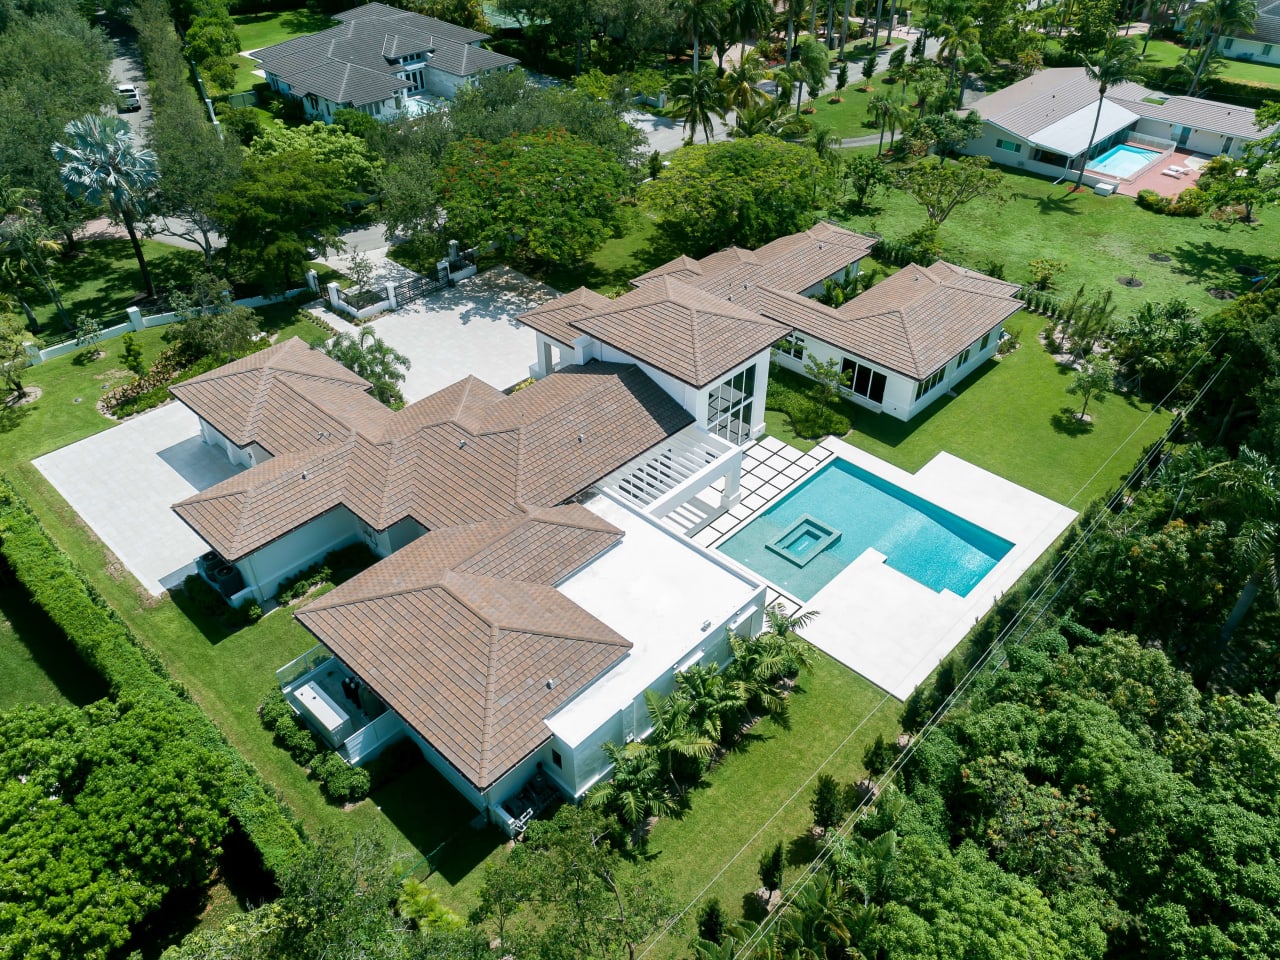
[26,279,316,365]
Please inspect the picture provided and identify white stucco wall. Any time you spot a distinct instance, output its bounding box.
[234,506,363,602]
[1220,35,1280,65]
[1133,118,1244,158]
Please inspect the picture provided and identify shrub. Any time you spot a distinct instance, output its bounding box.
[120,333,146,375]
[766,368,853,439]
[862,733,898,777]
[276,562,332,604]
[997,328,1021,355]
[1136,189,1171,214]
[758,841,784,893]
[811,773,848,830]
[1170,186,1209,217]
[311,751,371,803]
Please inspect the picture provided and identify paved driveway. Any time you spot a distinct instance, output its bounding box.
[366,266,559,401]
[34,404,244,596]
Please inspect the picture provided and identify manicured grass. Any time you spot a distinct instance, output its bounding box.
[1136,36,1280,90]
[30,239,206,338]
[541,209,672,293]
[642,653,901,953]
[229,7,337,97]
[0,564,110,712]
[836,311,1172,508]
[804,69,900,140]
[834,164,1280,315]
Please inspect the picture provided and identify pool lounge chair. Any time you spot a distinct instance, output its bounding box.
[1160,167,1184,179]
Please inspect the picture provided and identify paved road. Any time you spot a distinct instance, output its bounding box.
[102,17,152,137]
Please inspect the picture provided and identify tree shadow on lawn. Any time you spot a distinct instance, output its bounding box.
[1025,190,1086,217]
[1050,407,1094,436]
[279,8,339,35]
[1167,236,1276,297]
[787,830,821,867]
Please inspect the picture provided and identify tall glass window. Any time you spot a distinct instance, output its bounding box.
[708,365,756,445]
[840,358,887,404]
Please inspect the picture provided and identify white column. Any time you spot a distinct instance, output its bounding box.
[326,281,341,309]
[385,280,398,310]
[720,451,743,508]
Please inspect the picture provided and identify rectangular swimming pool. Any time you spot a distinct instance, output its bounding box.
[1088,143,1161,180]
[717,459,1012,601]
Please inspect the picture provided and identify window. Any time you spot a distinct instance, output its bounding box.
[551,749,562,769]
[1264,44,1274,56]
[914,367,946,401]
[707,364,756,445]
[840,357,888,404]
[775,334,806,360]
[995,138,1022,153]
[1224,37,1234,50]
[979,330,992,351]
[957,346,972,367]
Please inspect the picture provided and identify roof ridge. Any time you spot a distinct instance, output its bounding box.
[478,620,502,788]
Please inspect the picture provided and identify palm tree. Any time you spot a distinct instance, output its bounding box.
[324,326,411,405]
[760,602,819,675]
[677,663,748,745]
[727,0,774,52]
[52,114,160,299]
[722,49,770,125]
[776,874,853,959]
[793,37,830,114]
[936,15,980,104]
[1195,448,1280,643]
[1186,0,1258,95]
[869,91,893,153]
[784,0,808,65]
[1072,36,1143,191]
[678,0,727,74]
[643,689,715,791]
[838,0,857,61]
[585,741,679,839]
[671,64,726,143]
[0,178,70,330]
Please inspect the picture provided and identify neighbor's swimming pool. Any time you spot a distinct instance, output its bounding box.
[1088,143,1161,179]
[717,459,1012,601]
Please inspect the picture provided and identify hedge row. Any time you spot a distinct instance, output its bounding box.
[259,688,371,804]
[0,477,305,872]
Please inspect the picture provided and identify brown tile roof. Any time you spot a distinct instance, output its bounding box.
[295,504,629,789]
[518,286,613,346]
[763,261,1021,380]
[173,354,691,561]
[169,338,389,454]
[567,277,786,387]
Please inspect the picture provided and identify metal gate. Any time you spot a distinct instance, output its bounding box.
[394,262,450,306]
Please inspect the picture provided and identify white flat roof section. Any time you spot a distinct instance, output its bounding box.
[33,404,245,595]
[712,440,1076,701]
[548,494,764,748]
[1030,99,1139,157]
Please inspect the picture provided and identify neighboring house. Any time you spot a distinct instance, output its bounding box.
[250,1,518,122]
[522,223,1016,424]
[1191,0,1280,65]
[170,342,764,835]
[964,67,1276,186]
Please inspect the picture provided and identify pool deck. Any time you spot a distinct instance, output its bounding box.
[699,437,1077,700]
[1113,149,1206,198]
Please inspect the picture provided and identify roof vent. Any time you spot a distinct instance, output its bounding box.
[545,678,556,690]
[459,438,466,449]
[578,433,585,443]
[702,619,712,631]
[301,470,308,480]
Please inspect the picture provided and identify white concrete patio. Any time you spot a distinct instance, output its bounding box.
[705,437,1077,700]
[33,404,243,596]
[363,265,559,401]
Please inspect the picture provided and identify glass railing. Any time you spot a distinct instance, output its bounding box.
[276,644,333,690]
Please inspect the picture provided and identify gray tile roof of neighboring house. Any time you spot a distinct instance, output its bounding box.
[251,2,514,107]
[763,261,1021,380]
[972,67,1276,145]
[552,276,788,388]
[1234,0,1280,44]
[1108,81,1275,138]
[296,503,630,790]
[172,347,691,562]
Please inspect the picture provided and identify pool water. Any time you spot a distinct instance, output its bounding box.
[1088,144,1161,179]
[718,459,1013,601]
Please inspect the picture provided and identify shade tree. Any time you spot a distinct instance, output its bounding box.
[896,155,1008,225]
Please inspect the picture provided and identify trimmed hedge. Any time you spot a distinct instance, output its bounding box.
[259,688,371,804]
[0,477,305,871]
[765,363,854,438]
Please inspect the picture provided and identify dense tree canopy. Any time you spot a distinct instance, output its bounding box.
[0,700,229,960]
[644,136,821,256]
[436,128,629,269]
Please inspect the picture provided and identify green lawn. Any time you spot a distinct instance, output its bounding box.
[30,239,205,337]
[541,209,672,294]
[768,311,1173,508]
[0,567,110,712]
[228,7,337,96]
[642,652,900,951]
[1136,36,1280,90]
[804,69,901,140]
[834,164,1280,316]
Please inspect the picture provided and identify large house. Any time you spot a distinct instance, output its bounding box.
[169,225,1020,833]
[964,67,1275,187]
[522,222,1020,425]
[250,2,518,122]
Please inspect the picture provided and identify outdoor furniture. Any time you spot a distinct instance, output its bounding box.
[1160,167,1184,179]
[1167,165,1188,175]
